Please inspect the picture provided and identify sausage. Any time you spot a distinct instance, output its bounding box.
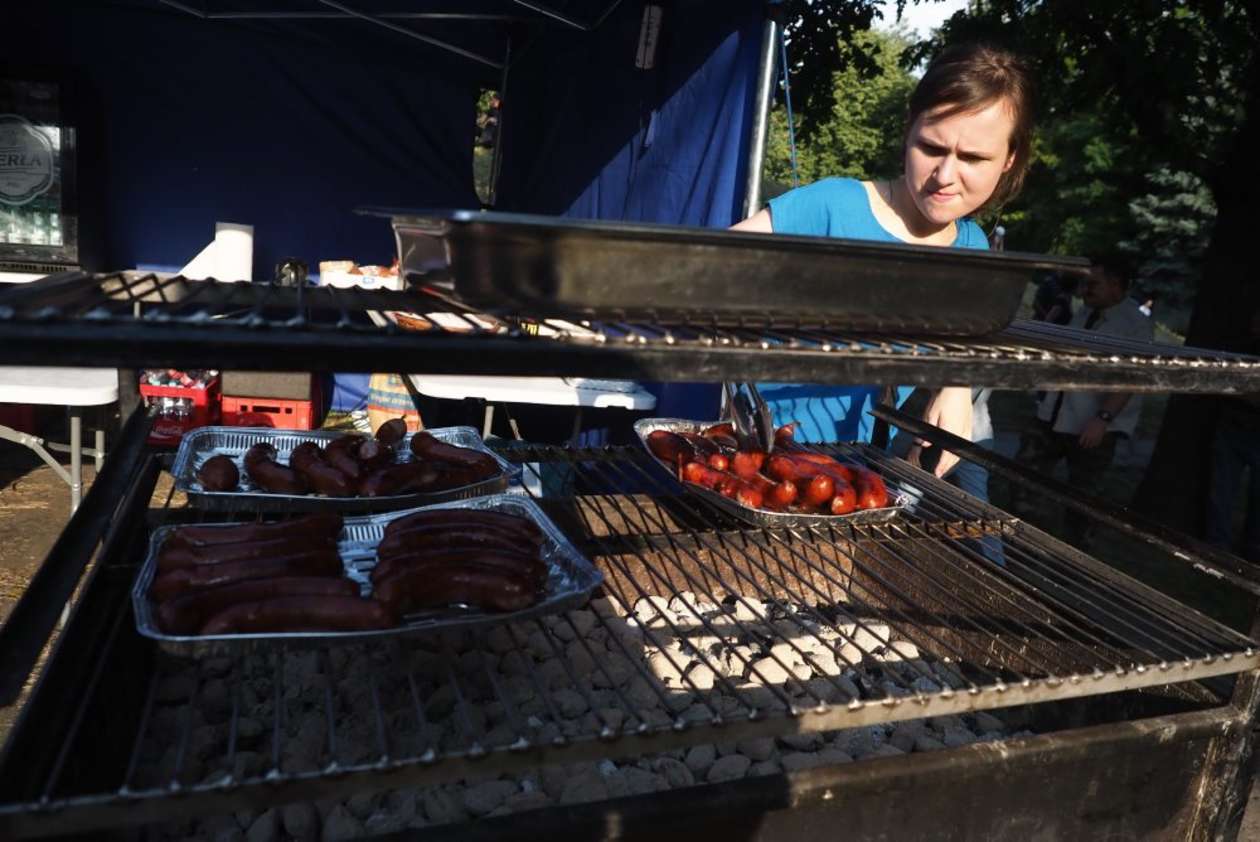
[356,438,396,471]
[371,547,548,587]
[358,461,445,497]
[802,474,835,509]
[706,452,730,472]
[200,595,397,635]
[675,432,720,458]
[244,444,307,495]
[376,524,537,560]
[703,422,735,439]
[158,533,336,571]
[646,430,695,466]
[681,461,728,490]
[375,417,408,445]
[289,442,355,497]
[164,513,343,549]
[769,480,798,509]
[766,453,853,486]
[706,433,740,451]
[852,467,890,509]
[830,482,858,514]
[715,475,765,509]
[195,455,239,492]
[774,423,796,447]
[156,576,360,635]
[731,450,766,480]
[409,432,499,474]
[374,563,539,614]
[783,450,857,483]
[149,548,343,601]
[382,509,544,543]
[322,436,365,482]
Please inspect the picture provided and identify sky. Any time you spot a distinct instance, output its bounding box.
[879,0,971,39]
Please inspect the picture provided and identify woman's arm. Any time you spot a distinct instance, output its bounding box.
[730,208,773,233]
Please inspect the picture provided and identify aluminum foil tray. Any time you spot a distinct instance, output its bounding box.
[172,426,520,513]
[132,494,603,657]
[387,210,1090,336]
[634,418,906,528]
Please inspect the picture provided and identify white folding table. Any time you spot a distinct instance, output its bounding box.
[0,367,118,512]
[407,375,657,442]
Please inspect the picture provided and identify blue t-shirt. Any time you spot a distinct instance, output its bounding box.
[757,177,989,444]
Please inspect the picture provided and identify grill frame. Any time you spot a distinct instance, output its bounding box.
[2,272,1259,392]
[2,421,1258,840]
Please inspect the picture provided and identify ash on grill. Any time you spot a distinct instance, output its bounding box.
[138,593,1023,841]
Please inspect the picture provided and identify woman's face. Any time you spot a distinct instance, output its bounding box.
[902,98,1016,226]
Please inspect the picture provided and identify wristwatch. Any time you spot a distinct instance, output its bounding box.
[1096,410,1115,422]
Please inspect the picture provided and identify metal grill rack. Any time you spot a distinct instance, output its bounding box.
[2,441,1255,838]
[2,272,1258,390]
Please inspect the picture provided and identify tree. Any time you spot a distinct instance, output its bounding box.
[910,1,1259,533]
[763,29,916,197]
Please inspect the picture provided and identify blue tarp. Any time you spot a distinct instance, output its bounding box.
[16,2,765,420]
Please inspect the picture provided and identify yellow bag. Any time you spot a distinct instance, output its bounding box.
[365,373,423,435]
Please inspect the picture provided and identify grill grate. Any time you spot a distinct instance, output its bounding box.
[2,272,1258,391]
[2,443,1257,837]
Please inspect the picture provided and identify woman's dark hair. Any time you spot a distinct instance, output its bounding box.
[909,43,1035,212]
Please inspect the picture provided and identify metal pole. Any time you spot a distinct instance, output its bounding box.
[488,37,511,208]
[741,13,781,220]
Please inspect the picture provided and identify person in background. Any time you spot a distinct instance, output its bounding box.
[1137,292,1155,318]
[731,43,1035,543]
[1012,255,1153,547]
[1205,309,1260,561]
[1032,272,1078,326]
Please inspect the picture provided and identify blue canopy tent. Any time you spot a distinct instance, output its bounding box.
[11,0,781,425]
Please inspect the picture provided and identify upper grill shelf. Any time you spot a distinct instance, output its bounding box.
[2,271,1257,393]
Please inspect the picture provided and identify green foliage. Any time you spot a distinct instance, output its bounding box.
[763,29,916,198]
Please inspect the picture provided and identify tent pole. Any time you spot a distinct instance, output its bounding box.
[741,12,781,219]
[489,37,512,208]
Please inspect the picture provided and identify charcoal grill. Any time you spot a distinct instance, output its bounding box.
[1,277,1259,840]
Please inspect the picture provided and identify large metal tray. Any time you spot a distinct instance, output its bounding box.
[634,418,906,528]
[132,494,604,657]
[387,209,1090,336]
[172,425,520,513]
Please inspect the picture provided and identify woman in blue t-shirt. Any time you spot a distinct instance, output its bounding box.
[732,44,1035,511]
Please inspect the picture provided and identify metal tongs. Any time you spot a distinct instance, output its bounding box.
[722,382,776,452]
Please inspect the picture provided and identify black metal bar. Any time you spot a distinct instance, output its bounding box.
[0,406,152,705]
[316,0,505,69]
[870,403,1260,596]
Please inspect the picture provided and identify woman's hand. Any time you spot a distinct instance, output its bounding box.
[910,387,972,478]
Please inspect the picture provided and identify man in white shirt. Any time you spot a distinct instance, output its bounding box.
[1012,257,1154,545]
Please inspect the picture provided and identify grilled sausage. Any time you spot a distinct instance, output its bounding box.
[852,467,890,510]
[356,438,396,472]
[322,435,366,482]
[707,453,730,472]
[200,595,396,635]
[382,509,543,543]
[409,432,499,474]
[156,576,360,635]
[289,442,355,497]
[773,423,797,447]
[164,513,344,549]
[244,444,307,494]
[374,563,539,614]
[714,475,765,509]
[731,450,766,480]
[375,525,535,560]
[358,461,445,497]
[158,533,336,571]
[675,432,720,458]
[646,430,695,466]
[375,417,408,445]
[769,480,798,509]
[149,548,342,601]
[830,482,858,514]
[371,547,547,587]
[195,455,239,492]
[703,422,735,440]
[802,474,835,509]
[681,461,727,489]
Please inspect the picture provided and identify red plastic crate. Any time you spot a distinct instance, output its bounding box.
[221,395,317,430]
[139,378,222,447]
